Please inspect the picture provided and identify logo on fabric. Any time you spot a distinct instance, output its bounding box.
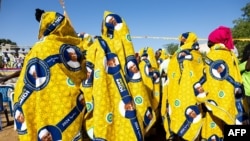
[25,58,50,91]
[106,113,113,123]
[60,44,82,71]
[210,60,228,80]
[94,70,100,78]
[174,99,180,107]
[67,77,75,86]
[116,78,126,93]
[86,102,93,112]
[126,34,132,42]
[210,122,216,128]
[218,90,225,98]
[134,96,143,105]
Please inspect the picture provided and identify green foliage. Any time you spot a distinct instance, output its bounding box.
[162,43,179,56]
[232,2,250,58]
[0,38,17,45]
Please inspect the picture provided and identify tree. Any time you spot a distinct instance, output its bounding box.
[162,43,179,56]
[0,38,17,45]
[232,2,250,58]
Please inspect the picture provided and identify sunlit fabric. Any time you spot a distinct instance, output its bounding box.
[14,11,88,141]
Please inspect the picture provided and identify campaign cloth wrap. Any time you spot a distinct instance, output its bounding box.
[81,11,156,140]
[155,48,168,67]
[202,43,249,140]
[103,10,156,137]
[167,32,204,141]
[139,47,158,69]
[139,47,161,115]
[161,52,177,140]
[13,11,88,141]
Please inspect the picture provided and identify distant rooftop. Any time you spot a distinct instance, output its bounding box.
[0,43,31,54]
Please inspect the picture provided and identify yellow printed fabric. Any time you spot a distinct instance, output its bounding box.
[14,11,88,141]
[202,44,249,140]
[103,10,157,135]
[167,32,204,141]
[79,34,95,140]
[139,47,158,69]
[203,44,238,124]
[85,36,145,141]
[155,48,167,68]
[161,83,172,140]
[201,112,224,140]
[81,10,156,140]
[161,57,173,140]
[138,47,161,115]
[83,38,113,140]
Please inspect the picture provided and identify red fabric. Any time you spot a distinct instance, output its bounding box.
[208,26,234,50]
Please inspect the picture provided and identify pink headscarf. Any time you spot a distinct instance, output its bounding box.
[208,26,234,50]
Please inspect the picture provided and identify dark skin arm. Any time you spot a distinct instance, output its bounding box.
[0,70,21,84]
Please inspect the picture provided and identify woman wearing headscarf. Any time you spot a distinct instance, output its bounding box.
[82,11,155,140]
[138,47,160,135]
[13,9,90,140]
[160,44,179,140]
[166,32,204,141]
[201,26,249,140]
[139,47,161,113]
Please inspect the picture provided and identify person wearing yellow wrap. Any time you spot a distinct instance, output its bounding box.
[160,44,179,140]
[104,11,157,137]
[137,47,161,139]
[13,8,89,141]
[166,32,204,141]
[138,47,161,118]
[155,48,168,68]
[81,11,156,141]
[201,26,249,140]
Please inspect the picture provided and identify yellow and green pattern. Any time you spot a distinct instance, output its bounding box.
[14,11,88,141]
[167,32,204,141]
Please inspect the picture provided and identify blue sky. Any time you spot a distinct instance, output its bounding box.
[0,0,248,52]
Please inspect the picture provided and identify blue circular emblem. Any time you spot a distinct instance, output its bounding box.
[210,60,228,80]
[25,58,50,91]
[59,44,83,71]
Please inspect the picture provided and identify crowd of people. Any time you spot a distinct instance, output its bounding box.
[0,52,24,69]
[0,7,249,141]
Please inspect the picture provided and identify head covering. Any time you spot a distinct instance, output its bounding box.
[78,94,83,101]
[219,64,225,70]
[186,108,192,115]
[29,65,36,75]
[37,9,77,40]
[15,109,21,119]
[194,83,201,89]
[179,32,197,44]
[39,128,49,139]
[208,26,234,50]
[86,66,92,72]
[35,8,45,22]
[67,48,75,53]
[178,32,198,50]
[235,87,242,94]
[105,16,112,23]
[211,135,216,140]
[127,61,134,69]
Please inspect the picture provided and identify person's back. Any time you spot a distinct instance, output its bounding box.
[13,8,88,141]
[239,43,250,116]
